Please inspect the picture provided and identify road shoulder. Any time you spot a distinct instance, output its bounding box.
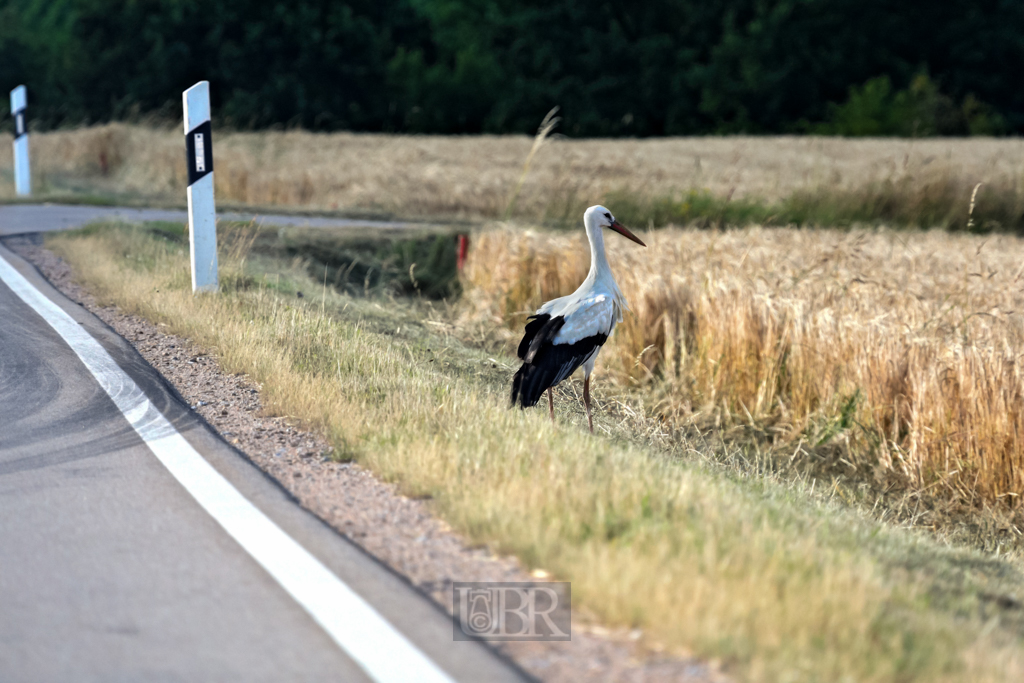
[3,234,722,683]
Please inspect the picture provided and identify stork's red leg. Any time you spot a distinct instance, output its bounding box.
[584,376,593,433]
[548,387,554,422]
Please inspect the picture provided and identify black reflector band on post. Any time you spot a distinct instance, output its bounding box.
[13,110,26,139]
[185,120,213,186]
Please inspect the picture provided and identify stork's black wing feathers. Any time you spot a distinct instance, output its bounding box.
[517,314,564,362]
[511,314,607,408]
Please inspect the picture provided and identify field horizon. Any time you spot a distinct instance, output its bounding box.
[3,123,1024,231]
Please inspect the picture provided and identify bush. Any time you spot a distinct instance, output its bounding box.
[818,73,1005,137]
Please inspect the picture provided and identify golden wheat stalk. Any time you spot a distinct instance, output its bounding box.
[503,107,560,220]
[966,182,984,230]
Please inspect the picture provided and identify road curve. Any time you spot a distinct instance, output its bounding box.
[0,242,525,682]
[0,203,438,237]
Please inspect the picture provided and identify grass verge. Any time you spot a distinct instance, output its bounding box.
[46,221,1024,682]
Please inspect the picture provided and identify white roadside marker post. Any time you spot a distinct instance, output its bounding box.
[10,85,31,196]
[183,81,218,293]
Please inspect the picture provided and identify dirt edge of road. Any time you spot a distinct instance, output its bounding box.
[4,235,723,683]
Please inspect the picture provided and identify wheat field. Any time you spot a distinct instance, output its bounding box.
[462,225,1024,507]
[3,124,1024,223]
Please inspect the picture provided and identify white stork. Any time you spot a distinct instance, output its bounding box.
[511,205,646,432]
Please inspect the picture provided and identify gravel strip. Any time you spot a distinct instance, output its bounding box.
[5,235,724,683]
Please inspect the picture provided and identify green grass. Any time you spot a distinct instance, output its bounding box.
[45,221,1024,682]
[604,178,1024,232]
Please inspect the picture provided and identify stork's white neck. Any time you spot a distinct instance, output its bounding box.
[537,208,629,323]
[585,219,611,280]
[582,215,624,312]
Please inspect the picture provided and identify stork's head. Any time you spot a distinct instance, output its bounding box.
[585,205,646,247]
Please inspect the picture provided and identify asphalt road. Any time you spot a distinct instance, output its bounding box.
[0,233,523,680]
[0,203,435,237]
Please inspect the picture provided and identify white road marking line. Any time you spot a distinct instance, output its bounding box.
[0,252,456,683]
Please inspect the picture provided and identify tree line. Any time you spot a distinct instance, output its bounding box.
[1,0,1022,136]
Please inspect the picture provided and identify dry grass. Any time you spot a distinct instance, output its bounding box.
[46,222,1024,683]
[462,225,1024,516]
[4,124,1024,227]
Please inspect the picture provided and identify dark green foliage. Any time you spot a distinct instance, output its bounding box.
[0,0,425,129]
[278,229,462,299]
[2,0,1023,135]
[816,74,1006,136]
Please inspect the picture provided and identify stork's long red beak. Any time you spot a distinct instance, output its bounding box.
[610,221,646,247]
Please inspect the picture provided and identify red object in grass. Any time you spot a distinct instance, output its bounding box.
[456,234,469,271]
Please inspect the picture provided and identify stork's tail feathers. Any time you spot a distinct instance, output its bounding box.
[511,313,561,408]
[511,332,609,409]
[510,362,552,408]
